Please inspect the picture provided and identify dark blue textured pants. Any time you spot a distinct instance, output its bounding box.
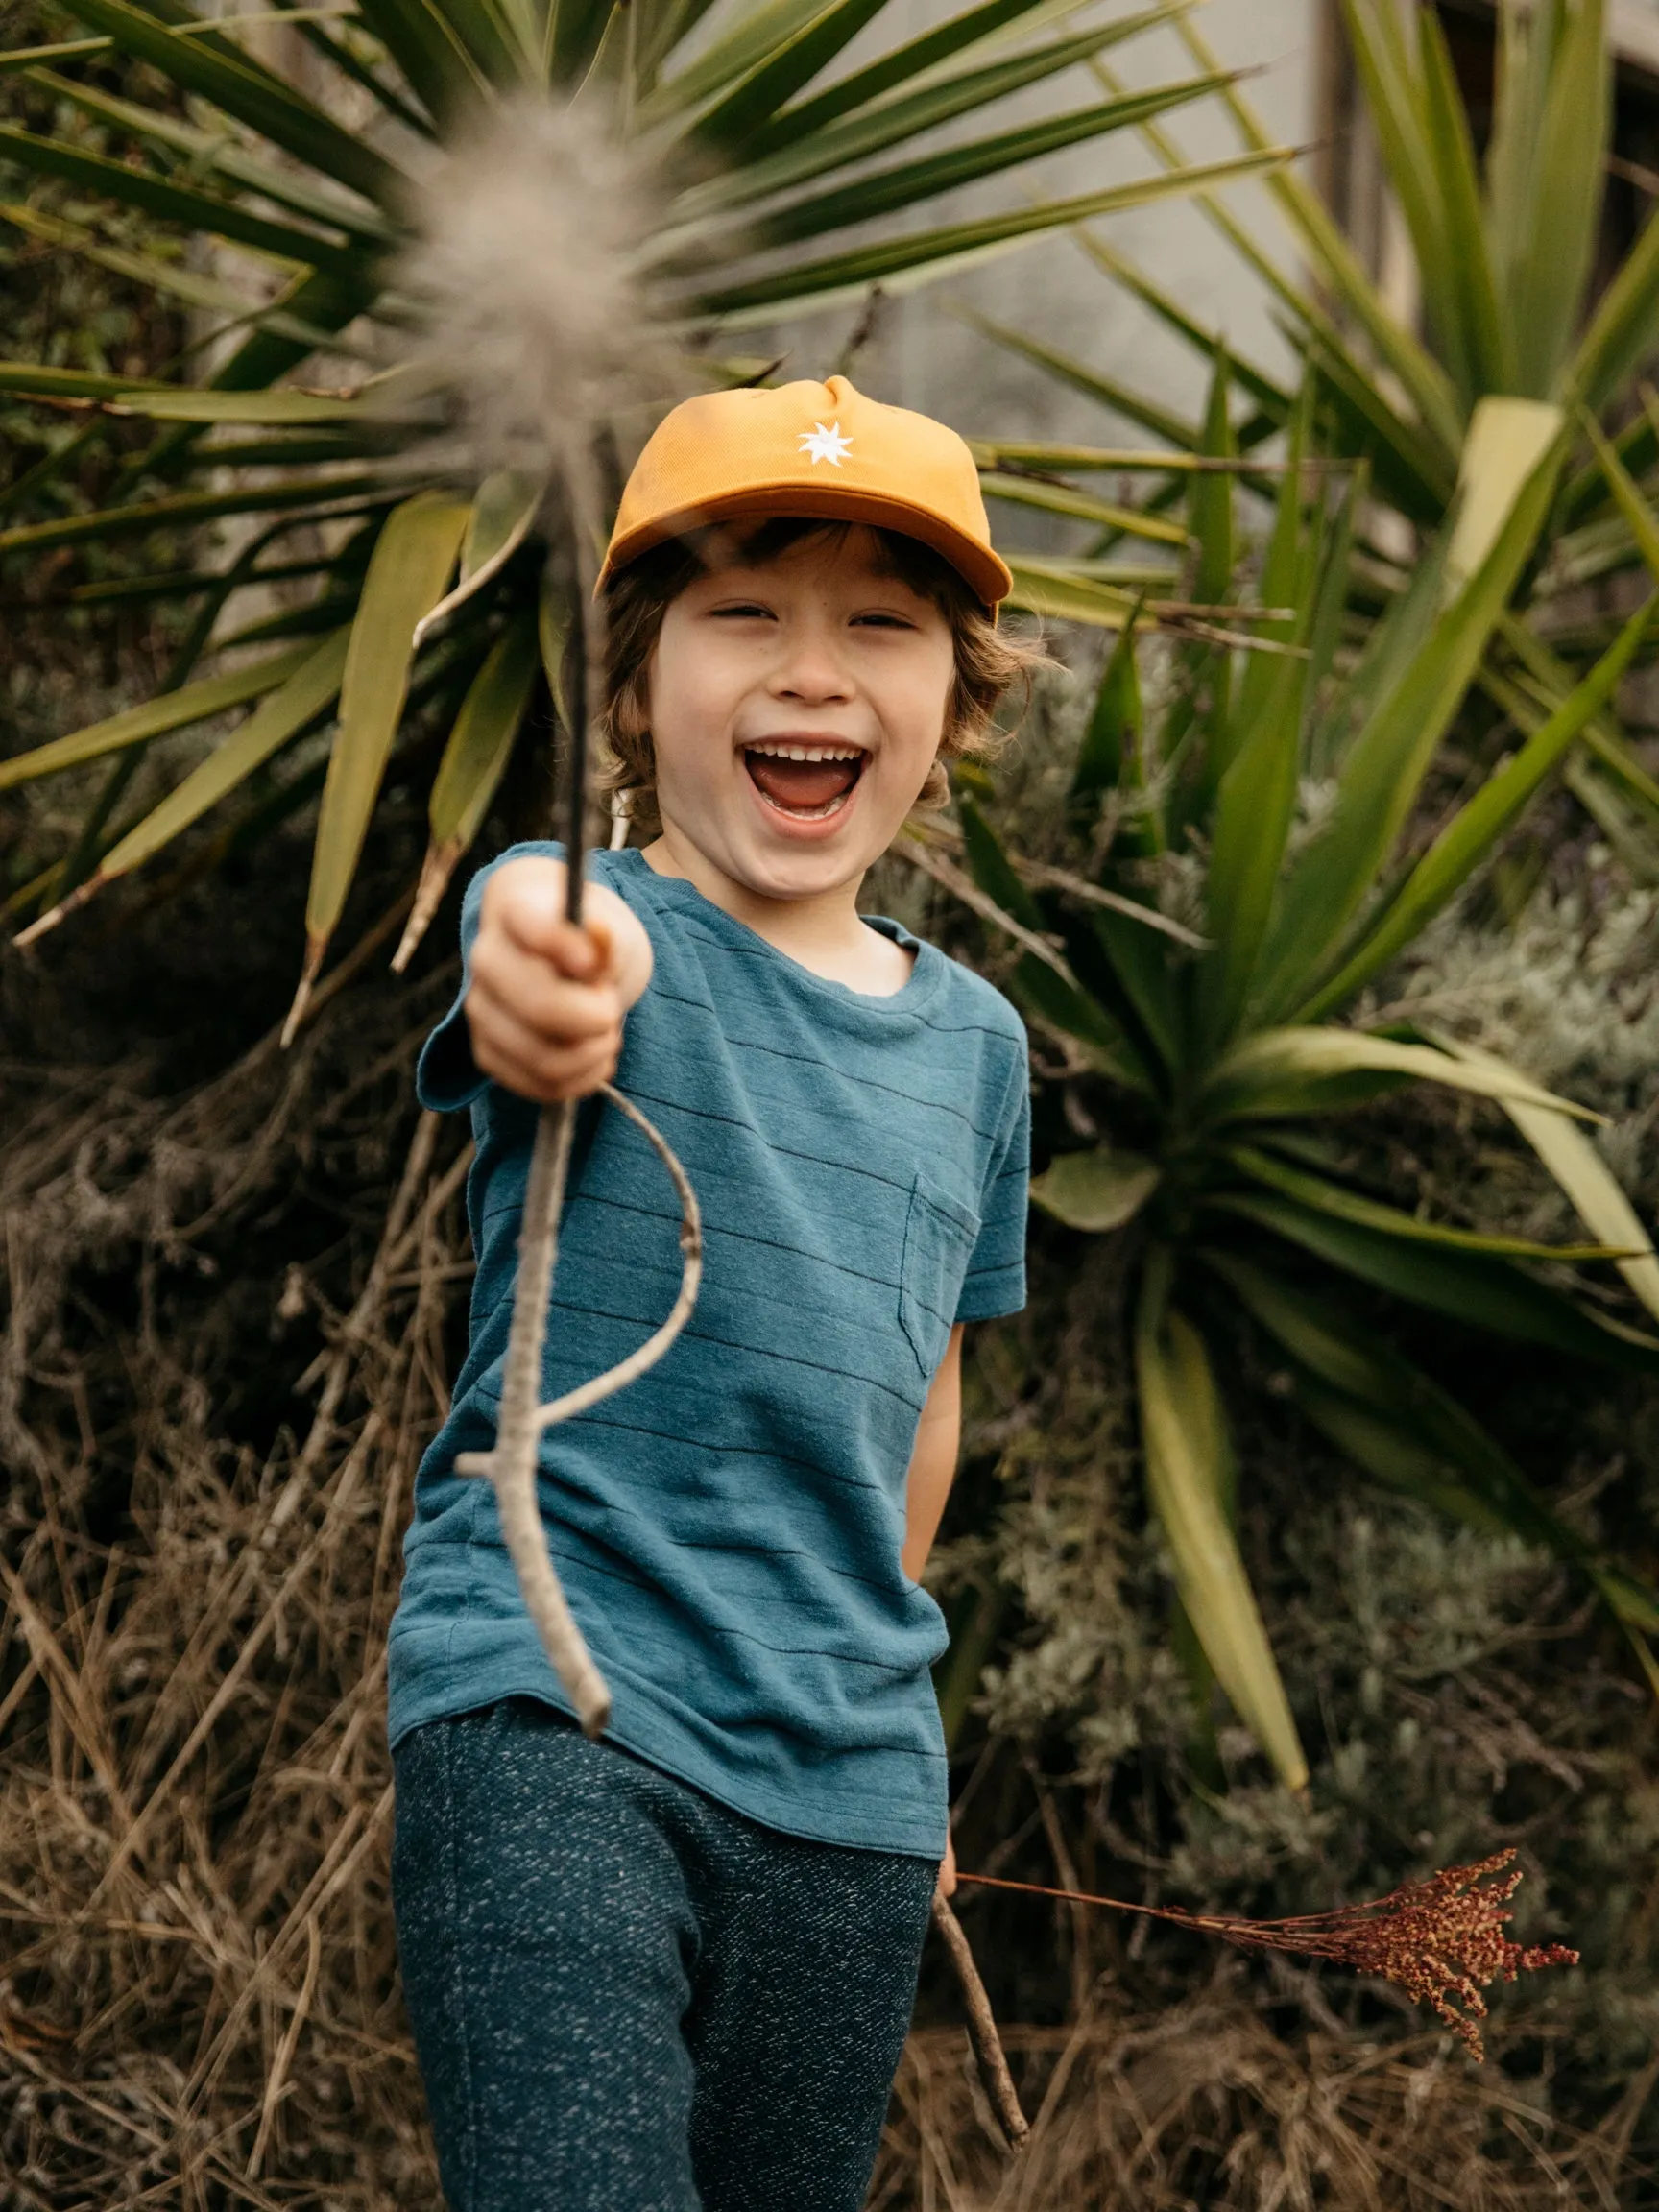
[391,1698,937,2212]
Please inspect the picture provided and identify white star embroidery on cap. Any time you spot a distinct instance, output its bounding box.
[799,420,853,466]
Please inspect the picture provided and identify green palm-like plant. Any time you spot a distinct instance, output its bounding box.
[962,0,1659,839]
[947,379,1659,1791]
[0,0,1282,1018]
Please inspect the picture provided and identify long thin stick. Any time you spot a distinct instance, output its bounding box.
[453,449,703,1737]
[458,1097,609,1727]
[931,1891,1030,2151]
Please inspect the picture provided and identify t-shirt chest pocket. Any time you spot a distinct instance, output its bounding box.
[899,1169,981,1380]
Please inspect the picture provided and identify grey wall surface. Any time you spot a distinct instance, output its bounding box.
[774,0,1320,532]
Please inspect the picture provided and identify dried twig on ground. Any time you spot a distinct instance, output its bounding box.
[871,2001,1650,2212]
[0,965,458,2207]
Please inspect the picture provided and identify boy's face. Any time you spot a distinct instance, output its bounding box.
[645,523,956,902]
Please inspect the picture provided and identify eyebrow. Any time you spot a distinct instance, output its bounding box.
[698,565,930,597]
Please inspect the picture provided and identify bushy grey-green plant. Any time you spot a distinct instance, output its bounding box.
[941,387,1659,1798]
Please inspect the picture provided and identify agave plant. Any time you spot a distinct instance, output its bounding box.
[0,0,1284,1021]
[944,380,1659,1791]
[962,0,1659,844]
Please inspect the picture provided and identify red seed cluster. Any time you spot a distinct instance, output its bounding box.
[1187,1849,1579,2060]
[959,1846,1579,2062]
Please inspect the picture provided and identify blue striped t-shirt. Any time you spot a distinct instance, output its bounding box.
[388,842,1030,1858]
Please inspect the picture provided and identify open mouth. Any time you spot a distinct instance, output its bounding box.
[742,740,866,821]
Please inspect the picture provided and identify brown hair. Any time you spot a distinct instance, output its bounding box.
[596,517,1047,838]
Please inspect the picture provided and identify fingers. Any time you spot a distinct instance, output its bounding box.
[469,859,631,1103]
[485,861,615,981]
[470,927,621,1044]
[936,1829,958,1901]
[512,914,613,983]
[583,915,613,976]
[467,955,622,1098]
[469,997,621,1103]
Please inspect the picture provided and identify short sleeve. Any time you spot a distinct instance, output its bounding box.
[414,840,564,1113]
[953,1034,1030,1324]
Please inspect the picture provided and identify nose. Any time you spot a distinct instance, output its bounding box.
[766,613,854,706]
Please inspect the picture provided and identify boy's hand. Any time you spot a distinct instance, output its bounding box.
[936,1828,957,1901]
[466,857,653,1104]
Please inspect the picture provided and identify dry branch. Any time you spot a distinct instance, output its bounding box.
[0,960,459,2205]
[931,1890,1031,2151]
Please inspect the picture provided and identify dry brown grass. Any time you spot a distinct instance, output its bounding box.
[872,2005,1658,2211]
[1,932,1653,2209]
[1,929,457,2208]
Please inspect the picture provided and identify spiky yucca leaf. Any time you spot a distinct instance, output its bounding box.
[978,389,1659,1784]
[0,0,1286,998]
[961,0,1659,849]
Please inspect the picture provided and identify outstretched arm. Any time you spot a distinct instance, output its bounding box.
[466,854,654,1103]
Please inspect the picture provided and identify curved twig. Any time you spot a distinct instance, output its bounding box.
[455,1085,702,1737]
[532,1087,703,1431]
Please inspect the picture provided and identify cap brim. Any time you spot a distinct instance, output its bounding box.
[598,480,1013,609]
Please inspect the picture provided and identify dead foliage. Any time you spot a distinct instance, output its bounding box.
[871,2000,1659,2211]
[0,918,1652,2209]
[1,932,458,2209]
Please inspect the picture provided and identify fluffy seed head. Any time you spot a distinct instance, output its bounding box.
[397,95,684,491]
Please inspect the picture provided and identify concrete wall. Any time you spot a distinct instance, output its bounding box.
[778,0,1322,524]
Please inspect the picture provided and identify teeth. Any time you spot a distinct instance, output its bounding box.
[746,741,864,762]
[757,787,852,820]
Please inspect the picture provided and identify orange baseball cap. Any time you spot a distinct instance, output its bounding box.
[598,373,1013,608]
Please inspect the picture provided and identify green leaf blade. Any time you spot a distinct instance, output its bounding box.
[1136,1287,1308,1790]
[1433,1035,1659,1329]
[0,122,353,276]
[1032,1146,1161,1230]
[0,646,315,794]
[394,614,541,973]
[1204,1026,1594,1126]
[54,0,405,207]
[1301,590,1658,1020]
[67,631,352,908]
[1253,408,1566,1018]
[696,147,1289,318]
[289,493,469,1030]
[1212,1190,1659,1368]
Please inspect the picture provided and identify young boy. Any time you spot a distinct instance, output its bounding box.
[389,375,1039,2212]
